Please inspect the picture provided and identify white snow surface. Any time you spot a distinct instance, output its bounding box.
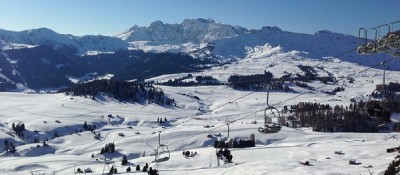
[66,73,114,84]
[2,43,38,50]
[83,51,115,56]
[1,49,400,174]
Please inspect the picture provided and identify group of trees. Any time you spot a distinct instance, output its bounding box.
[282,65,336,85]
[131,163,159,175]
[60,80,175,105]
[157,117,168,123]
[159,75,221,87]
[100,142,115,154]
[286,100,399,132]
[227,71,274,90]
[368,84,400,113]
[377,82,400,92]
[227,71,295,92]
[158,74,195,86]
[159,79,199,86]
[295,81,314,90]
[83,121,96,132]
[134,163,158,174]
[3,139,16,153]
[108,166,118,174]
[232,139,256,148]
[384,157,400,175]
[331,86,345,93]
[294,65,336,84]
[194,76,220,85]
[12,123,25,137]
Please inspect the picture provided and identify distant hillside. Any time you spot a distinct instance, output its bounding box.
[0,47,214,90]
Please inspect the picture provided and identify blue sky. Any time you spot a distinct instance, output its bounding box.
[0,0,399,36]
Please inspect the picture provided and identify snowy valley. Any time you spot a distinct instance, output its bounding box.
[0,18,400,175]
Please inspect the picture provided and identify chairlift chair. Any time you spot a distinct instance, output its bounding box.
[364,89,391,123]
[154,131,170,163]
[258,85,282,134]
[364,61,393,123]
[155,144,170,162]
[258,107,282,134]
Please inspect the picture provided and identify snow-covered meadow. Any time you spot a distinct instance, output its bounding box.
[1,46,400,175]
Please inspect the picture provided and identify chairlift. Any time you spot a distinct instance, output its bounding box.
[364,62,392,123]
[357,21,400,55]
[258,85,282,134]
[154,131,170,163]
[155,144,170,162]
[364,89,391,123]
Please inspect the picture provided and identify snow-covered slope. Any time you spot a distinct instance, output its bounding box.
[1,70,400,174]
[0,44,400,174]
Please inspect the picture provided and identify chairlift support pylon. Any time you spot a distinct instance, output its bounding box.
[258,85,282,134]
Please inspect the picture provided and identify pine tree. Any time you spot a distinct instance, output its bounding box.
[9,144,16,153]
[111,142,115,152]
[142,164,147,172]
[4,139,9,151]
[54,131,59,138]
[109,166,114,174]
[136,165,140,171]
[121,155,128,165]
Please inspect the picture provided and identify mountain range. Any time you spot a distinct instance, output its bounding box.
[0,18,396,90]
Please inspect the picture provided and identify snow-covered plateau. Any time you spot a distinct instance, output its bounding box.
[1,42,400,175]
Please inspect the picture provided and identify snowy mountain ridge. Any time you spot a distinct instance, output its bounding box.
[116,18,247,44]
[0,28,128,55]
[116,18,396,68]
[0,18,359,59]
